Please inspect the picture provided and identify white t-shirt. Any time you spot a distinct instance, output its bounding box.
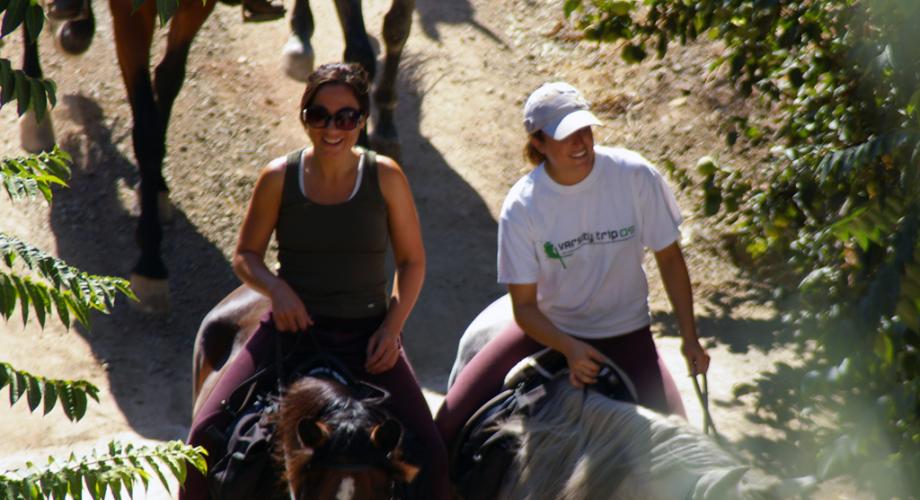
[497,146,683,338]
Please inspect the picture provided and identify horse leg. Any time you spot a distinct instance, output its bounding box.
[369,0,414,161]
[55,0,95,56]
[333,0,376,149]
[155,0,218,126]
[110,0,171,313]
[149,0,217,226]
[281,0,315,82]
[19,29,56,153]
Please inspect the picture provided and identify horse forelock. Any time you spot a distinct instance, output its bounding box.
[276,376,399,499]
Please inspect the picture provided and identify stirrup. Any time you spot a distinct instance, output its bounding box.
[242,0,286,23]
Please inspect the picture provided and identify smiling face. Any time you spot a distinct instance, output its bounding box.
[304,83,367,158]
[531,126,595,185]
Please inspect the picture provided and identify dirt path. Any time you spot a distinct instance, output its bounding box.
[1,0,854,497]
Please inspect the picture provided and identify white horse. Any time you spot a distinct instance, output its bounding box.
[448,295,817,500]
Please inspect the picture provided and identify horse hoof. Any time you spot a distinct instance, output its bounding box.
[370,133,401,162]
[129,273,170,315]
[281,35,314,82]
[56,18,95,55]
[47,0,83,20]
[19,111,56,153]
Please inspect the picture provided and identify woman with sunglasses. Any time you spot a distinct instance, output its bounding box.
[182,63,449,499]
[436,82,711,453]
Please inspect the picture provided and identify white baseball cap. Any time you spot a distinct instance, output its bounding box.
[522,82,602,140]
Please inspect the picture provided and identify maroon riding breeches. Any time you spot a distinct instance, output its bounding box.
[182,314,450,500]
[435,322,686,452]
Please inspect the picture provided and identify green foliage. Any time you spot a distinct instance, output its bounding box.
[1,147,70,202]
[0,233,136,328]
[1,2,206,497]
[0,362,99,421]
[1,0,57,121]
[566,0,920,494]
[0,441,207,499]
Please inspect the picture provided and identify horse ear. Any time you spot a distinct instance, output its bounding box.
[370,418,402,453]
[392,460,420,483]
[297,418,330,448]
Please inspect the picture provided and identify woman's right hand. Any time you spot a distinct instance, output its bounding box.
[562,338,608,389]
[268,280,313,332]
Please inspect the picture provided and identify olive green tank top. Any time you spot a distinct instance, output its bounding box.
[276,149,388,318]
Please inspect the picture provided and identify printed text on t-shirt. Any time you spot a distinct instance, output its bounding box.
[543,225,636,266]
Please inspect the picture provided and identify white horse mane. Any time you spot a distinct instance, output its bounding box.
[496,378,814,500]
[450,295,817,499]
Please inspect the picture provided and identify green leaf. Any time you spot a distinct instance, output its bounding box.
[26,374,42,411]
[26,280,48,328]
[42,379,57,415]
[144,456,171,493]
[155,0,178,26]
[0,0,26,38]
[71,387,88,420]
[44,79,57,108]
[608,1,633,16]
[14,69,30,116]
[29,76,46,123]
[563,0,580,18]
[9,369,26,405]
[23,2,43,43]
[909,87,920,127]
[621,43,647,64]
[13,275,30,325]
[0,58,14,108]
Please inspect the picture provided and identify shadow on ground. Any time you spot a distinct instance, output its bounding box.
[415,0,506,46]
[49,94,239,440]
[388,53,505,393]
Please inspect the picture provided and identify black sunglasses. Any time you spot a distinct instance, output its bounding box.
[302,106,364,131]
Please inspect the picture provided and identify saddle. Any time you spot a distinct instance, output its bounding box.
[450,348,638,500]
[206,349,391,500]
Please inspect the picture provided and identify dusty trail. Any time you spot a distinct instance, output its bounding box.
[1,0,855,497]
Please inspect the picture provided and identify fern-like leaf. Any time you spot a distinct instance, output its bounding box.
[0,441,207,499]
[0,233,137,328]
[0,146,71,203]
[0,362,99,419]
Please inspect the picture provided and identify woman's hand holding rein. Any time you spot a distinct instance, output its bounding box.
[561,337,607,389]
[267,278,313,332]
[365,326,401,374]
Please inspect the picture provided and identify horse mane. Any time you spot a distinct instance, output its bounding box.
[497,378,813,500]
[272,377,374,482]
[271,376,418,494]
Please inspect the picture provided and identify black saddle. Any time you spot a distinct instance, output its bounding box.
[450,348,638,500]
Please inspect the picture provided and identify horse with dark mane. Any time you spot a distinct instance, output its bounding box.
[448,295,818,499]
[18,0,414,313]
[273,376,418,499]
[192,285,418,499]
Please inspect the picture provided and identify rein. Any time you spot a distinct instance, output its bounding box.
[691,372,723,443]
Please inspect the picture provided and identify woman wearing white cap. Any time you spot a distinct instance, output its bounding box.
[436,82,710,449]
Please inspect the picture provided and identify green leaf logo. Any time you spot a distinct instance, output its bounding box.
[543,242,567,269]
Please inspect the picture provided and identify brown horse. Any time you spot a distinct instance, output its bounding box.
[19,0,415,313]
[192,285,418,499]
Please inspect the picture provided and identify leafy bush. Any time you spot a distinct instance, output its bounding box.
[565,0,920,495]
[1,1,206,498]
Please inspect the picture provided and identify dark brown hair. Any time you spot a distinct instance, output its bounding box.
[524,130,546,166]
[299,62,371,126]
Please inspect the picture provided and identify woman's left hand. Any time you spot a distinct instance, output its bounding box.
[681,339,711,376]
[366,327,402,374]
